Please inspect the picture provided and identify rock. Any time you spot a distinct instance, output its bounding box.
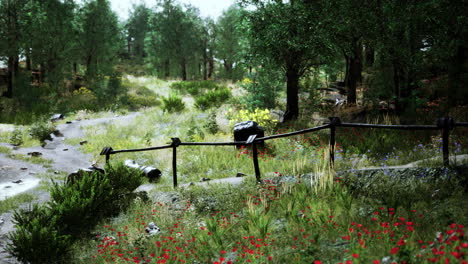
[66,121,72,124]
[12,180,22,184]
[63,149,68,151]
[145,222,161,236]
[200,177,211,182]
[67,166,105,184]
[52,130,64,137]
[20,167,28,170]
[236,172,246,177]
[50,113,64,122]
[27,152,42,157]
[124,160,162,182]
[0,218,4,225]
[233,121,265,148]
[4,186,11,189]
[79,140,88,145]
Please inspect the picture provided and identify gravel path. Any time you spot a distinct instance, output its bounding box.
[0,112,140,264]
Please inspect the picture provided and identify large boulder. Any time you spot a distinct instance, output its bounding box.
[233,121,265,148]
[66,166,105,185]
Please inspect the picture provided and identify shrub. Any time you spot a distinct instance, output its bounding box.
[162,94,185,113]
[49,171,113,236]
[6,205,71,264]
[227,108,278,131]
[203,112,219,134]
[68,87,98,111]
[29,121,56,142]
[194,88,231,110]
[6,162,144,263]
[170,80,219,96]
[240,68,283,110]
[9,126,24,146]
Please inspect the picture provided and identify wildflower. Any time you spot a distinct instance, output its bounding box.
[390,247,399,254]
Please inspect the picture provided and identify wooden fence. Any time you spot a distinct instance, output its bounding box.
[100,117,468,188]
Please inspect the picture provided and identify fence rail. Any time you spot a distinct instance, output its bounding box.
[101,117,467,188]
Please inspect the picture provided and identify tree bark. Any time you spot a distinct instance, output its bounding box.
[345,41,362,105]
[208,57,214,79]
[164,59,170,78]
[284,66,300,121]
[180,58,187,81]
[365,44,374,68]
[5,56,14,98]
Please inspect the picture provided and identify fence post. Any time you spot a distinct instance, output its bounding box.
[100,147,114,164]
[437,117,454,166]
[328,117,341,169]
[246,134,261,183]
[171,138,181,188]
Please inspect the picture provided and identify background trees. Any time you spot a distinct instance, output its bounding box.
[0,0,465,122]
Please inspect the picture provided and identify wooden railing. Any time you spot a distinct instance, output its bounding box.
[100,117,467,188]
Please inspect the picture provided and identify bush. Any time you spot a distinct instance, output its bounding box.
[6,163,144,263]
[49,171,113,236]
[29,121,56,142]
[240,67,283,110]
[6,205,71,264]
[170,80,219,96]
[10,126,24,146]
[68,87,98,111]
[227,108,278,131]
[194,88,231,110]
[162,94,185,113]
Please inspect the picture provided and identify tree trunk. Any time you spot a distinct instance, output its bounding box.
[284,66,300,121]
[365,45,374,68]
[208,57,214,79]
[345,42,362,105]
[224,61,233,79]
[26,52,32,71]
[181,58,187,81]
[5,56,14,98]
[164,59,170,78]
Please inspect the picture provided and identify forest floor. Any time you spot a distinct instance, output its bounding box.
[0,77,466,263]
[0,112,140,263]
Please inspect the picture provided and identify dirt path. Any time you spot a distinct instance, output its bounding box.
[0,112,140,264]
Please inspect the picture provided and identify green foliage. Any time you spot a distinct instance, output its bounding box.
[227,108,278,131]
[29,121,56,142]
[6,205,72,264]
[186,119,205,142]
[49,171,113,236]
[194,88,231,110]
[170,80,219,96]
[0,193,36,214]
[203,112,219,134]
[6,163,144,263]
[162,94,185,113]
[9,126,24,146]
[240,68,283,110]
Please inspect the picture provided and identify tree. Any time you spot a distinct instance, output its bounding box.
[0,0,27,98]
[127,4,150,60]
[215,5,246,80]
[78,0,120,81]
[26,0,77,91]
[242,0,331,121]
[147,0,203,80]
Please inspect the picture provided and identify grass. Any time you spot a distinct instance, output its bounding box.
[3,75,467,263]
[0,193,37,214]
[6,153,53,167]
[72,167,467,263]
